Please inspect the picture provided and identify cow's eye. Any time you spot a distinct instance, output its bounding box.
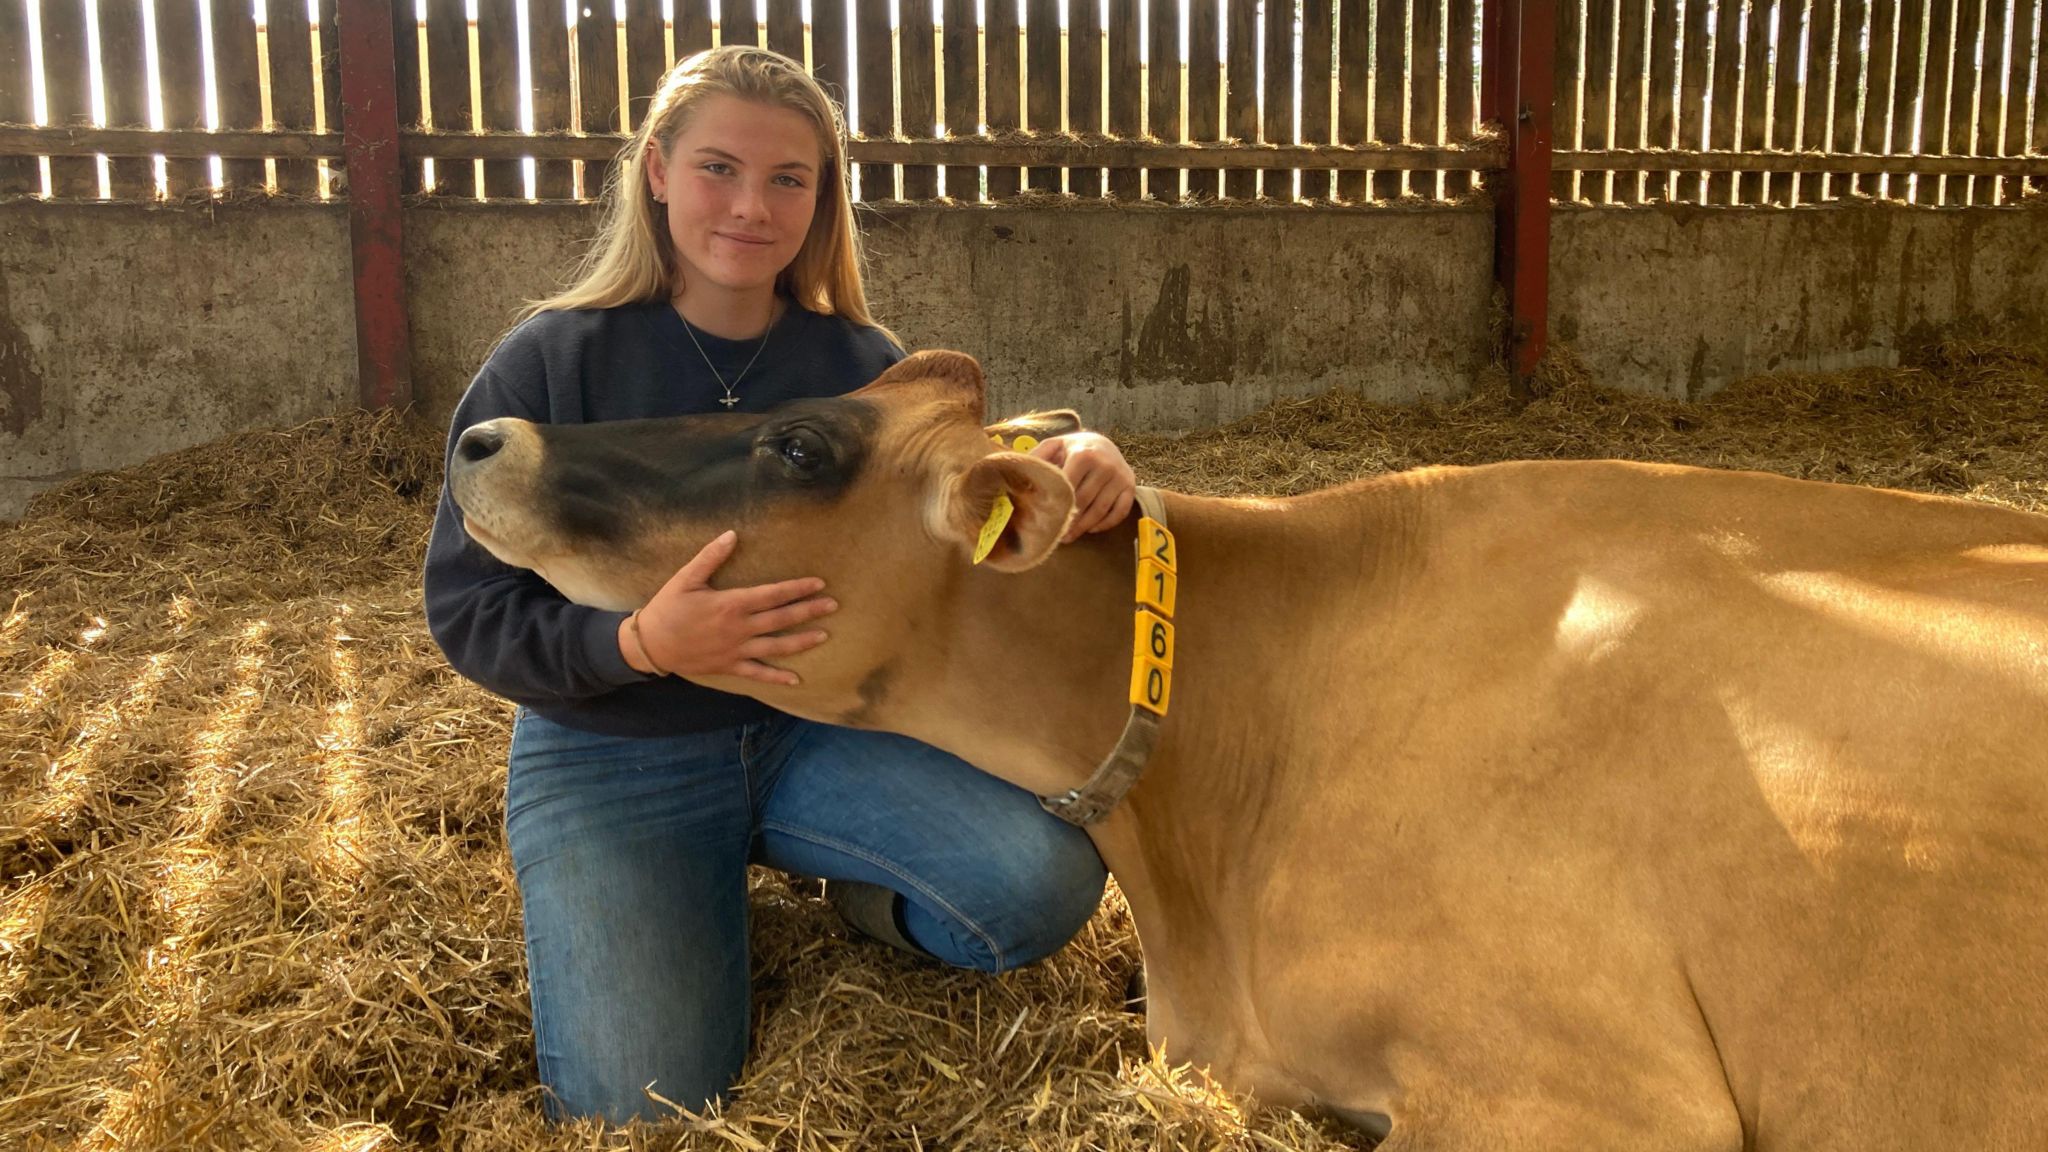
[775,429,828,478]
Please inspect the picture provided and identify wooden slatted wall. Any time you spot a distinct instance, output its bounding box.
[5,0,2042,206]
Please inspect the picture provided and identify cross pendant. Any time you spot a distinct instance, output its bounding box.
[719,395,739,409]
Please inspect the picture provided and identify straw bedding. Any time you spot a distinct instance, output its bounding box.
[2,339,2043,1151]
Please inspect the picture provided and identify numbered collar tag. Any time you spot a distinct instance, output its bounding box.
[973,492,1015,565]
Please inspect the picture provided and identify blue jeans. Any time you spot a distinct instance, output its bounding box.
[505,710,1108,1123]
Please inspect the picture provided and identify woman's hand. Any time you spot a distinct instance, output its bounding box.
[619,530,836,686]
[1031,432,1138,543]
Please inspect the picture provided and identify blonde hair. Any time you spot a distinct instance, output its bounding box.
[518,46,891,341]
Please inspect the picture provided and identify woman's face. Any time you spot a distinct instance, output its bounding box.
[646,93,823,298]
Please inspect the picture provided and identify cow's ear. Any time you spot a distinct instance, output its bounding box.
[984,408,1084,448]
[933,450,1075,572]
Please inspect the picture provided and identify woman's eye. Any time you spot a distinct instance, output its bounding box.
[774,174,806,188]
[701,162,732,176]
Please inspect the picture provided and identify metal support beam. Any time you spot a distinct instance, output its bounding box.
[1483,0,1556,399]
[337,0,412,410]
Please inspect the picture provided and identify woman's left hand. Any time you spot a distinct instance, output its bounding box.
[1031,432,1138,544]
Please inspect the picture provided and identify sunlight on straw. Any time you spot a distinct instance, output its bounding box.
[0,883,53,1005]
[0,594,29,653]
[316,607,370,872]
[82,620,271,1151]
[29,653,173,830]
[303,1124,400,1152]
[8,617,108,716]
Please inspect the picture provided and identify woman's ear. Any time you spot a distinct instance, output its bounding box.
[644,143,669,203]
[933,450,1076,572]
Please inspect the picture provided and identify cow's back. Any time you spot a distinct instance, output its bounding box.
[1224,461,2048,1148]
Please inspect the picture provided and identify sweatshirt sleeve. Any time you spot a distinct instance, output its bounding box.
[422,363,653,706]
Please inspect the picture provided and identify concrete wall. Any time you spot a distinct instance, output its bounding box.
[1551,203,2048,398]
[0,201,356,520]
[4,195,2045,520]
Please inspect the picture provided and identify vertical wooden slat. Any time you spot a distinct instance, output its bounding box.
[2004,0,2041,201]
[1374,0,1405,197]
[0,0,36,194]
[476,0,522,198]
[530,0,573,197]
[1800,0,1836,200]
[1337,0,1370,200]
[2033,0,2048,197]
[1647,0,1680,200]
[903,0,939,197]
[855,0,895,199]
[943,0,982,198]
[811,0,849,104]
[1884,0,1924,201]
[1301,0,1333,199]
[1226,0,1258,197]
[1945,0,1984,203]
[720,0,761,46]
[1187,0,1221,198]
[1915,0,1955,203]
[1829,0,1867,199]
[1029,0,1062,190]
[390,0,425,195]
[40,0,97,196]
[1446,0,1478,195]
[767,0,804,58]
[1070,0,1104,196]
[1149,0,1183,197]
[1583,0,1617,201]
[320,0,341,194]
[1857,0,1895,198]
[1705,0,1741,202]
[269,0,319,195]
[215,0,266,191]
[1676,0,1710,201]
[1615,0,1648,202]
[985,0,1022,197]
[1107,0,1140,197]
[1978,0,2015,201]
[423,0,473,196]
[674,0,713,57]
[1265,0,1298,199]
[576,0,623,139]
[1738,0,1772,203]
[101,2,152,196]
[1552,0,1583,199]
[573,0,621,201]
[156,0,213,195]
[1767,0,1804,203]
[1408,0,1441,202]
[626,0,671,123]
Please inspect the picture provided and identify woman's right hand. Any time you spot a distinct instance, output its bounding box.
[619,530,836,686]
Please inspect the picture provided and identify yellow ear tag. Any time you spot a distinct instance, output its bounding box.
[973,492,1015,565]
[1010,434,1040,454]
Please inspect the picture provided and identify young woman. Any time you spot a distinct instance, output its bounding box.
[423,47,1135,1124]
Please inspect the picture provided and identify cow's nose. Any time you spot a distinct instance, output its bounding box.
[455,424,506,464]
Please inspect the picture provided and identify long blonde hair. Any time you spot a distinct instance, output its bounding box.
[519,46,890,340]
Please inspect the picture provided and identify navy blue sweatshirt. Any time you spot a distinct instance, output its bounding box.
[424,298,904,737]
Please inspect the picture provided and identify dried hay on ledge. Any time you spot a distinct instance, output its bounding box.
[1,339,2042,1152]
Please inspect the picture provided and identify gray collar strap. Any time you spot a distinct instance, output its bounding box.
[1041,486,1176,827]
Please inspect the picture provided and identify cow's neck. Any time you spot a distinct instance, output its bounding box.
[885,491,1334,983]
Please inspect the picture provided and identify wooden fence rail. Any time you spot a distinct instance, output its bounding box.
[0,0,2042,206]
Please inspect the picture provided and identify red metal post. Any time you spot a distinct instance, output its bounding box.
[1483,0,1555,397]
[338,0,414,409]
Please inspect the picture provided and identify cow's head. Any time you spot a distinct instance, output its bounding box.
[449,350,1086,716]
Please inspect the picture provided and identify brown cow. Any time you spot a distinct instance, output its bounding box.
[449,350,2048,1150]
